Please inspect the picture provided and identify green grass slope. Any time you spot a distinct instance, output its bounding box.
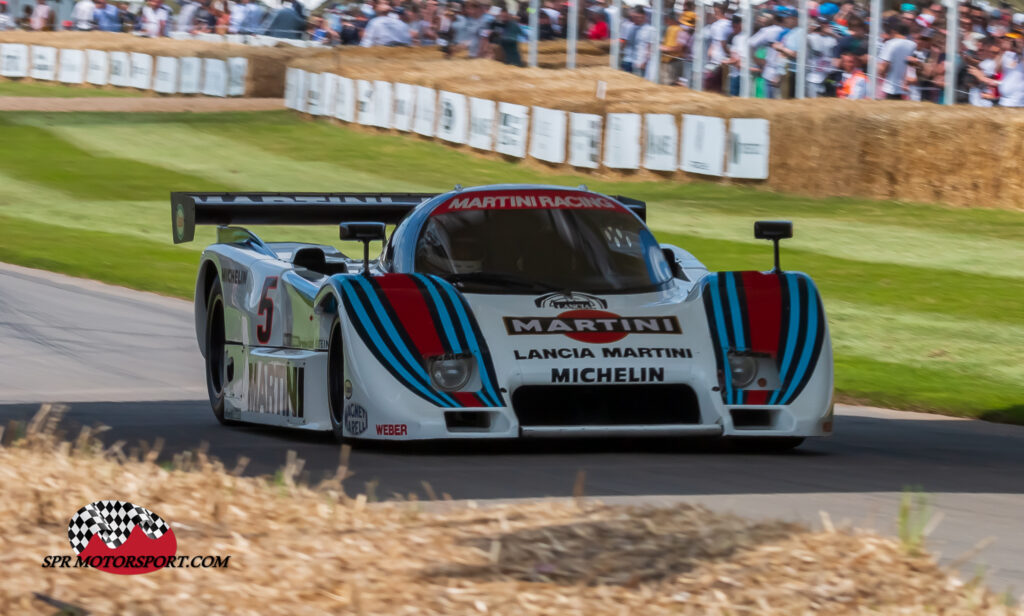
[0,80,146,97]
[0,111,1021,421]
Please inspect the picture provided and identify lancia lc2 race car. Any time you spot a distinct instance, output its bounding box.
[172,184,833,449]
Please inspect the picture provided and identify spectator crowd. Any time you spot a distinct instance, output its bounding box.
[0,0,1022,106]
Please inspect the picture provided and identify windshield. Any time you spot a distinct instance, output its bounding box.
[414,200,673,294]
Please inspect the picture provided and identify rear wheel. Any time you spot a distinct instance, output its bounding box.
[327,319,348,443]
[205,282,234,425]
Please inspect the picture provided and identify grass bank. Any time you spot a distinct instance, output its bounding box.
[0,110,1021,421]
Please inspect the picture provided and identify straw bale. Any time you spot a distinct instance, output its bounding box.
[1,405,1021,615]
[0,32,327,96]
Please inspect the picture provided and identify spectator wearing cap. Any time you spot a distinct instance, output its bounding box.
[0,1,12,30]
[806,15,838,97]
[586,7,607,40]
[660,10,694,86]
[766,6,803,98]
[878,17,918,99]
[94,0,120,30]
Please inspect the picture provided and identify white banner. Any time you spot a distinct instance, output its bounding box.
[436,90,468,144]
[680,114,726,176]
[372,80,392,128]
[468,97,495,151]
[726,118,770,179]
[643,114,678,172]
[30,46,57,81]
[57,49,85,84]
[85,49,108,86]
[108,51,130,87]
[392,82,414,132]
[356,79,373,125]
[153,56,178,94]
[202,58,228,97]
[179,57,201,94]
[603,113,641,169]
[305,71,323,115]
[0,44,29,78]
[413,86,436,137]
[334,75,355,122]
[318,72,337,117]
[495,102,528,158]
[284,67,298,109]
[529,106,567,164]
[227,57,247,96]
[129,52,153,90]
[568,113,602,169]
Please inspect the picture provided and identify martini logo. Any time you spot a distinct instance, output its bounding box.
[67,500,177,575]
[534,292,608,310]
[503,310,682,344]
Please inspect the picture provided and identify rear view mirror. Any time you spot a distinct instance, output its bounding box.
[339,222,387,242]
[754,221,793,241]
[754,220,793,272]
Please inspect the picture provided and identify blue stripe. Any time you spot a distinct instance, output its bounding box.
[724,272,747,351]
[430,275,503,408]
[769,275,802,405]
[780,279,819,404]
[413,274,463,355]
[337,279,450,407]
[707,276,734,405]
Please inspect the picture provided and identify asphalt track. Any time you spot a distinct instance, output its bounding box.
[2,262,1023,591]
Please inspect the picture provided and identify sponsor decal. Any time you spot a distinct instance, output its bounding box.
[247,361,304,418]
[223,268,247,285]
[514,346,692,360]
[193,195,421,206]
[534,291,608,310]
[43,501,230,575]
[504,310,682,344]
[375,424,408,436]
[551,367,665,384]
[344,403,368,435]
[442,193,618,212]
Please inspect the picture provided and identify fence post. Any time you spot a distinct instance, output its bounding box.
[528,0,539,68]
[567,0,579,69]
[649,0,662,82]
[945,0,958,104]
[610,0,621,69]
[692,0,704,92]
[867,0,881,99]
[740,0,752,97]
[795,0,808,98]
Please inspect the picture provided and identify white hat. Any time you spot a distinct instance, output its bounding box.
[1013,12,1024,26]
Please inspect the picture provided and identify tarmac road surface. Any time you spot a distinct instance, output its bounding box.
[1,262,1022,592]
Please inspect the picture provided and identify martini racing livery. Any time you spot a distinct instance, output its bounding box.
[172,185,833,449]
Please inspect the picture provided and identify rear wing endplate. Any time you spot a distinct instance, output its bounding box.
[170,192,437,244]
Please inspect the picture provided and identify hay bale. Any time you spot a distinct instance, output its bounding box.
[0,31,327,96]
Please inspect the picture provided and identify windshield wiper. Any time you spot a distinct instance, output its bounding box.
[444,272,562,293]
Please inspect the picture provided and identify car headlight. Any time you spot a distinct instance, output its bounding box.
[727,353,758,389]
[428,355,474,392]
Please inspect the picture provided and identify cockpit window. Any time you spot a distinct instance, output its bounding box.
[414,199,672,294]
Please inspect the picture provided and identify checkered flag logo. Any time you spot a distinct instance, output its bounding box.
[67,500,170,555]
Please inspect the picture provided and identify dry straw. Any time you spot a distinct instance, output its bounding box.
[0,404,1019,615]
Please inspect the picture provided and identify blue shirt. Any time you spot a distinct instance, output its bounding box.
[94,4,121,31]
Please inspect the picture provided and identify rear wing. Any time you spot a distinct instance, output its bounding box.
[170,192,437,244]
[170,191,647,244]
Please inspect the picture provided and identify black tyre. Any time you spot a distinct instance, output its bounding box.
[205,282,234,425]
[327,319,348,443]
[727,437,805,453]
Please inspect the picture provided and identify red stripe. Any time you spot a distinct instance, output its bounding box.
[744,390,770,405]
[452,392,484,407]
[741,271,782,357]
[374,274,447,358]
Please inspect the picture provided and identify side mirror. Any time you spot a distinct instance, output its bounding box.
[753,220,793,272]
[340,222,386,275]
[661,248,689,280]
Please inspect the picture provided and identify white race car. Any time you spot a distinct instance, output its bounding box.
[172,184,833,450]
